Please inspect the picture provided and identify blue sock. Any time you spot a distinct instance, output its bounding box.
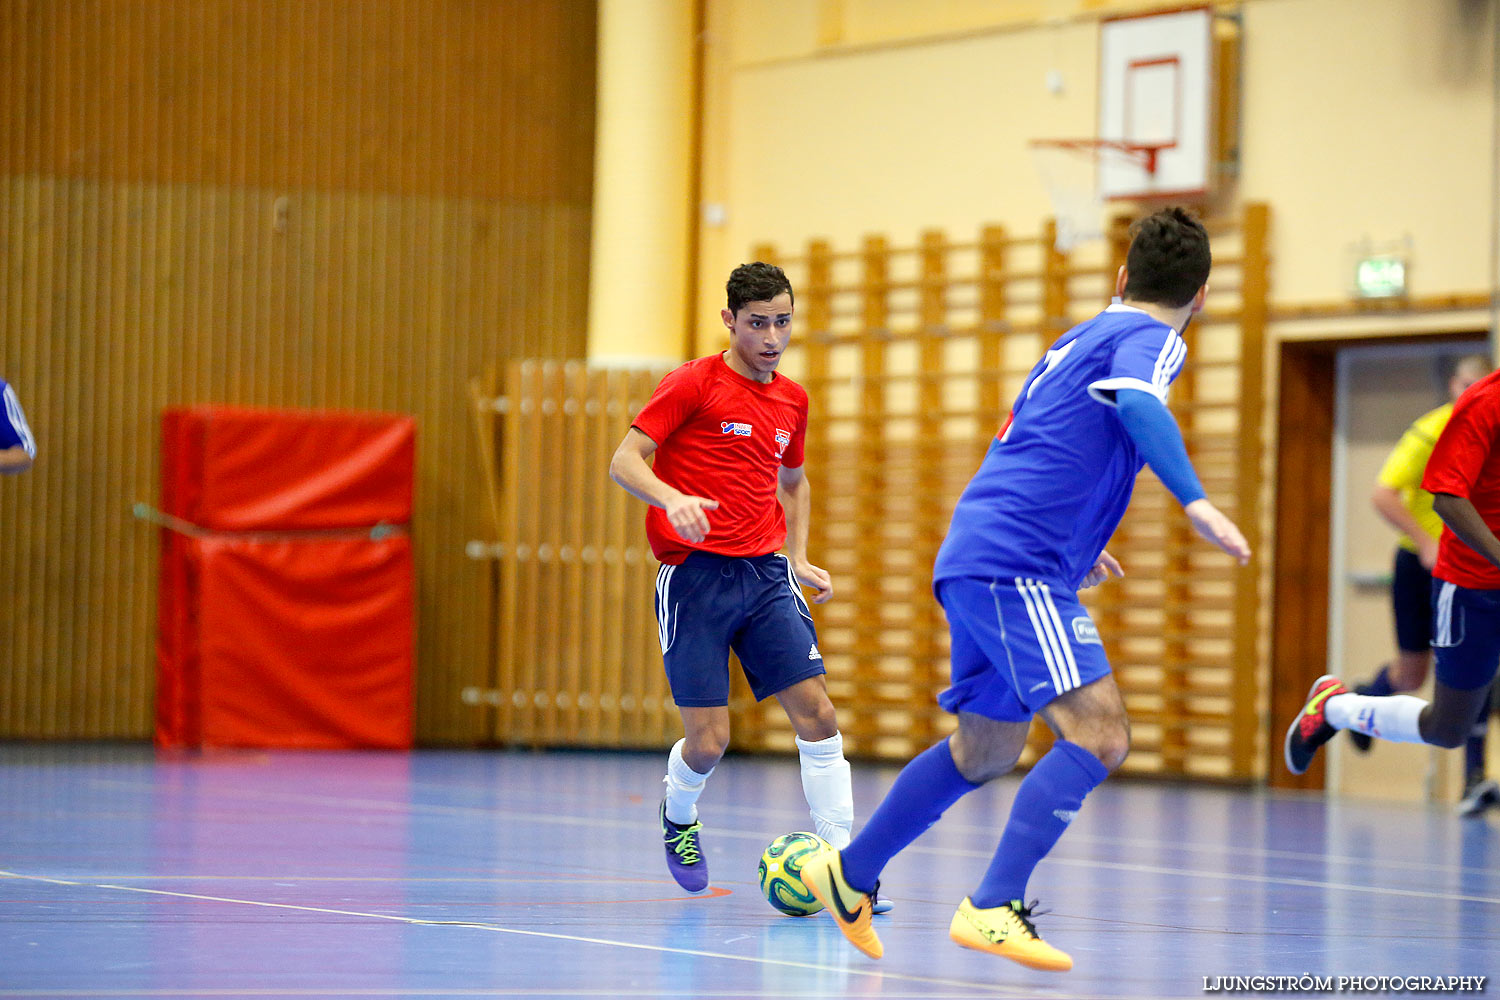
[840,738,980,893]
[970,740,1108,908]
[1365,667,1395,697]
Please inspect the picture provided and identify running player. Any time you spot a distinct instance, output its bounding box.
[1287,365,1500,804]
[610,262,883,907]
[1347,354,1495,816]
[0,376,36,474]
[802,207,1250,970]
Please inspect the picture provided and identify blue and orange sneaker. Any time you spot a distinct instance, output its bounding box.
[1284,674,1349,775]
[660,799,708,891]
[802,846,883,959]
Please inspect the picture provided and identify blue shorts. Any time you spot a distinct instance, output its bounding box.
[1431,580,1500,691]
[655,552,824,707]
[936,575,1112,722]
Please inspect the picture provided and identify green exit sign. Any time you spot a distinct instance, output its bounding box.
[1354,255,1407,298]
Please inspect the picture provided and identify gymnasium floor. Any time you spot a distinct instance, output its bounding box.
[2,744,1496,999]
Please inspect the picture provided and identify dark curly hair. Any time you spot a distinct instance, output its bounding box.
[1122,207,1211,308]
[726,262,794,315]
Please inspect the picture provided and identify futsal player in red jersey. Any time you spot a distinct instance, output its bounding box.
[1288,365,1500,787]
[610,262,884,905]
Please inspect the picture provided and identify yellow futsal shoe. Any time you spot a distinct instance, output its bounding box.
[801,847,883,959]
[949,897,1073,972]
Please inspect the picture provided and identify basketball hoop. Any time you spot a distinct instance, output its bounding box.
[1028,138,1168,252]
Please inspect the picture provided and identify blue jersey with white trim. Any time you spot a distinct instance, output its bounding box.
[934,304,1186,589]
[0,378,36,458]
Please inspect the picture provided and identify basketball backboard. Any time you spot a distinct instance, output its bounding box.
[1098,5,1214,200]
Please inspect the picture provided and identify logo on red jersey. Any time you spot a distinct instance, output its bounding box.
[720,421,752,437]
[774,428,791,458]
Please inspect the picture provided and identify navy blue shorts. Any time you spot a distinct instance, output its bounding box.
[935,575,1111,722]
[654,552,824,707]
[1431,580,1500,691]
[1391,547,1433,653]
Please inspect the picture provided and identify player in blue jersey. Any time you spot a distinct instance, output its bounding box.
[0,377,36,474]
[803,207,1251,971]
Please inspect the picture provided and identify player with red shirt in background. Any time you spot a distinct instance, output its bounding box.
[610,262,886,908]
[1287,365,1500,785]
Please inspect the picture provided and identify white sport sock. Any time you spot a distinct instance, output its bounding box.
[1325,692,1426,744]
[663,738,712,826]
[796,731,854,848]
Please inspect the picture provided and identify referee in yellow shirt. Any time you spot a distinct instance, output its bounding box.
[1355,353,1497,815]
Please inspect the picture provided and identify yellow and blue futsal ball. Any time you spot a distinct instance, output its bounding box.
[758,831,828,916]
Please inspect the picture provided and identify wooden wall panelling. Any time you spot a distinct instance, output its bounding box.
[800,238,841,754]
[1232,203,1271,777]
[604,366,635,744]
[912,230,948,753]
[0,1,596,742]
[466,368,502,738]
[580,366,609,741]
[470,373,506,541]
[484,365,678,750]
[536,362,564,742]
[518,361,545,745]
[601,371,632,746]
[562,362,589,741]
[495,362,524,743]
[976,225,1008,423]
[856,236,892,753]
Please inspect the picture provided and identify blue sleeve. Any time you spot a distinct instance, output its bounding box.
[1,381,36,458]
[1116,388,1205,506]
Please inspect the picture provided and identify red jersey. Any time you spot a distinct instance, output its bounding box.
[1423,368,1500,589]
[631,353,808,565]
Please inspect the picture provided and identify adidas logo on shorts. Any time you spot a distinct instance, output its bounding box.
[808,644,823,660]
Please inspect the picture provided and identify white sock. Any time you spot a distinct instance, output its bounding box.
[663,738,712,826]
[796,732,853,848]
[1325,693,1427,744]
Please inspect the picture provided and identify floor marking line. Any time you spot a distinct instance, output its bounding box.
[0,869,1031,998]
[73,780,1500,904]
[0,992,1101,999]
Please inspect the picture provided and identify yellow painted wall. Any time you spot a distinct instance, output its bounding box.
[693,0,1497,351]
[1240,0,1495,302]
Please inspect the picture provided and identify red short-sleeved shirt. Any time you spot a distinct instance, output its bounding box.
[631,353,808,565]
[1423,369,1500,589]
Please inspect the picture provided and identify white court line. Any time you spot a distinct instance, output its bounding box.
[78,778,1500,906]
[0,869,1029,999]
[85,773,1500,880]
[701,799,1500,880]
[0,992,1163,999]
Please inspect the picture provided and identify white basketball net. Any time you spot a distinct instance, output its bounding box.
[1029,141,1144,253]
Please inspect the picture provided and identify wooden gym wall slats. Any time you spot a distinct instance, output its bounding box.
[481,207,1271,780]
[469,362,678,750]
[0,1,597,741]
